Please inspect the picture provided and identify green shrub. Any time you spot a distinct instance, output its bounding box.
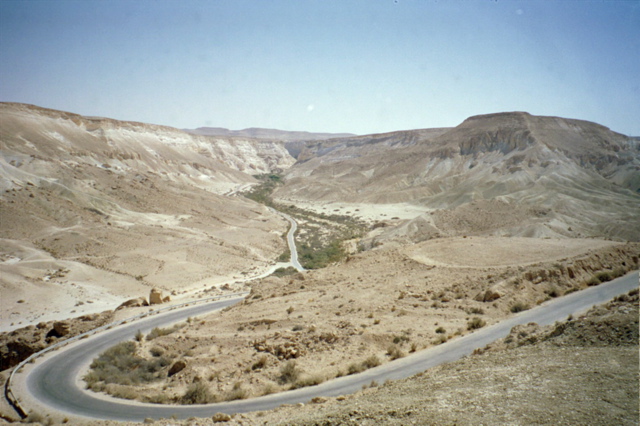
[435,326,446,334]
[272,266,297,277]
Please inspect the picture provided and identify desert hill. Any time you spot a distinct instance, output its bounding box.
[276,112,640,242]
[0,103,295,331]
[184,126,357,161]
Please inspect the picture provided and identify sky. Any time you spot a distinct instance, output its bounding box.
[1,0,639,136]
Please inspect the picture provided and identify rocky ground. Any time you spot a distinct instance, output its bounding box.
[42,238,637,409]
[21,287,636,426]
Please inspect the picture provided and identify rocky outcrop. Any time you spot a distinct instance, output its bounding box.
[149,288,164,305]
[50,321,71,337]
[116,297,149,310]
[0,311,114,371]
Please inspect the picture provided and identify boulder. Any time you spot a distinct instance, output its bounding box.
[116,297,149,310]
[212,412,231,422]
[53,321,70,337]
[168,360,187,377]
[149,288,163,305]
[162,295,171,303]
[474,288,503,302]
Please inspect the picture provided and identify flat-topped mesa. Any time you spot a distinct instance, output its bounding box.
[447,112,536,156]
[443,111,633,164]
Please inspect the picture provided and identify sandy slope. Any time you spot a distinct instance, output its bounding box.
[0,103,294,332]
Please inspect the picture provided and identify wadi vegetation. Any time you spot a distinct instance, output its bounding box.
[244,173,366,269]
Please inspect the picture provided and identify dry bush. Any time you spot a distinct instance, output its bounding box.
[362,354,381,369]
[149,346,164,357]
[224,382,248,401]
[291,374,325,389]
[84,341,172,390]
[348,354,381,375]
[182,381,216,404]
[261,383,278,396]
[433,334,448,345]
[251,355,269,370]
[467,317,486,330]
[146,324,183,341]
[347,362,366,375]
[386,344,405,360]
[510,301,530,313]
[278,360,301,385]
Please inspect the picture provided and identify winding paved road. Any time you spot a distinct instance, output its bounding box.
[278,210,304,272]
[266,207,304,272]
[13,271,638,421]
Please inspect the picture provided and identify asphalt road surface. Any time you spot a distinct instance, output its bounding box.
[21,271,638,422]
[279,211,304,272]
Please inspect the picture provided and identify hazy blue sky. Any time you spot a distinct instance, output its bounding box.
[1,1,639,135]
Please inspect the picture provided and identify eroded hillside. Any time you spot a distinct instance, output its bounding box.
[276,112,640,242]
[0,103,295,331]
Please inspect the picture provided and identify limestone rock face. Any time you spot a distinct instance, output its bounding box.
[149,288,164,305]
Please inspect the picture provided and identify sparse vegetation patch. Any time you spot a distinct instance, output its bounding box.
[243,174,366,269]
[84,341,172,390]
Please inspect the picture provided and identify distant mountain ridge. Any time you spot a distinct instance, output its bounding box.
[184,126,355,142]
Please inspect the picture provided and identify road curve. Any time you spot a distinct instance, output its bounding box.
[268,207,304,272]
[280,211,304,272]
[16,271,638,422]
